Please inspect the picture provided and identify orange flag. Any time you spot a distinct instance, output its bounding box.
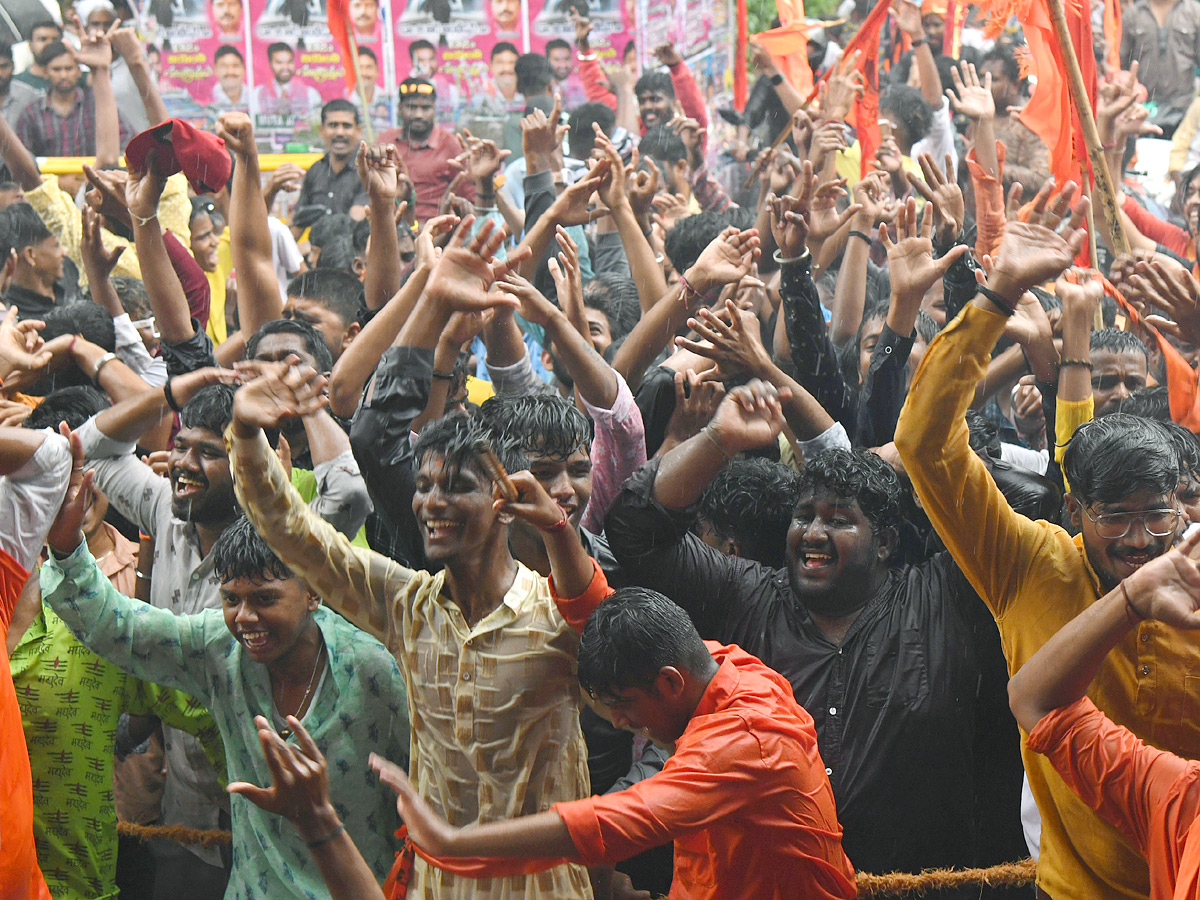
[844,0,892,178]
[327,0,358,90]
[752,0,815,98]
[1102,0,1122,72]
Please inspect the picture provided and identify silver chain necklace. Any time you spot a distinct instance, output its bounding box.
[277,641,325,740]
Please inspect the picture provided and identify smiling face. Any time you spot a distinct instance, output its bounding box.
[222,574,318,664]
[786,489,892,615]
[583,307,613,357]
[595,674,689,745]
[1184,171,1200,240]
[212,0,243,34]
[1070,489,1182,589]
[527,446,592,530]
[349,0,378,33]
[548,46,573,80]
[169,426,236,523]
[189,212,221,273]
[270,48,295,85]
[412,453,504,562]
[492,0,519,30]
[638,89,672,129]
[320,109,361,161]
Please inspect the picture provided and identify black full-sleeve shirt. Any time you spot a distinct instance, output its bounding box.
[605,457,1010,881]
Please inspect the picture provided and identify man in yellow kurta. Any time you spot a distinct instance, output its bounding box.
[896,192,1200,900]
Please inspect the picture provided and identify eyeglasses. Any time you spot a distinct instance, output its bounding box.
[1084,504,1181,539]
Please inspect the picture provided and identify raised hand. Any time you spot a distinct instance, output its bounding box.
[767,188,812,259]
[809,121,848,174]
[415,213,458,270]
[548,162,610,226]
[1011,375,1046,443]
[748,41,779,75]
[124,156,168,223]
[687,227,761,295]
[880,196,968,303]
[215,111,256,158]
[946,62,995,121]
[492,469,567,530]
[670,115,703,167]
[653,42,684,67]
[461,131,511,183]
[1003,290,1055,347]
[356,142,402,200]
[852,171,893,229]
[83,164,132,229]
[68,14,116,70]
[626,155,659,224]
[893,0,925,38]
[875,136,904,175]
[1134,258,1200,345]
[765,147,802,196]
[675,299,772,376]
[593,126,629,210]
[227,716,339,838]
[1055,268,1105,328]
[425,217,528,312]
[232,356,329,431]
[0,306,51,383]
[1123,526,1200,629]
[808,177,860,252]
[521,94,566,171]
[80,206,125,280]
[663,369,726,445]
[47,424,95,557]
[908,153,966,244]
[109,25,144,65]
[549,226,585,327]
[988,180,1089,301]
[495,272,561,327]
[706,378,790,454]
[264,163,304,198]
[570,6,592,49]
[818,51,864,123]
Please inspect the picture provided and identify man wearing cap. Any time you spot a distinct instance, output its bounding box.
[295,99,368,220]
[386,77,473,222]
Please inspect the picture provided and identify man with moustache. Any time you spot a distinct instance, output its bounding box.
[296,99,368,220]
[211,45,249,109]
[389,77,472,222]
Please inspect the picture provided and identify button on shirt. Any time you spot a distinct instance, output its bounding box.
[15,87,134,158]
[295,153,368,217]
[605,458,1001,878]
[387,125,475,222]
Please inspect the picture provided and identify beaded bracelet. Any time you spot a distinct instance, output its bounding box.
[1058,358,1093,370]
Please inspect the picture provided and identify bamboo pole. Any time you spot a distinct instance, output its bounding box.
[345,9,375,144]
[1043,0,1128,255]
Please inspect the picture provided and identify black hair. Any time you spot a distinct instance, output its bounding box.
[358,45,378,63]
[478,393,592,460]
[515,52,553,96]
[189,195,217,227]
[663,211,728,274]
[286,268,366,326]
[351,216,372,255]
[42,302,116,352]
[880,84,933,146]
[1090,327,1149,362]
[1120,384,1170,421]
[266,41,292,59]
[246,317,334,372]
[2,202,52,254]
[982,44,1021,83]
[635,70,674,99]
[180,383,237,436]
[639,123,688,167]
[577,586,713,697]
[915,309,940,344]
[321,98,360,125]
[583,274,640,343]
[27,20,62,40]
[408,38,435,58]
[965,408,1001,458]
[411,411,528,484]
[313,235,357,272]
[1062,414,1180,505]
[307,211,353,249]
[111,276,151,320]
[35,40,72,69]
[567,102,616,160]
[546,38,570,55]
[1164,421,1200,479]
[698,457,800,568]
[0,42,12,62]
[491,41,519,60]
[211,516,294,584]
[214,44,244,64]
[795,448,905,533]
[23,386,109,431]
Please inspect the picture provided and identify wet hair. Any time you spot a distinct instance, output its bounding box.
[1164,421,1200,479]
[212,516,294,584]
[879,84,933,145]
[663,212,728,274]
[639,124,689,168]
[246,318,334,372]
[478,393,592,459]
[2,202,52,254]
[1090,327,1149,362]
[577,586,713,697]
[112,276,152,320]
[308,212,353,249]
[515,52,553,96]
[180,383,237,437]
[36,40,72,69]
[42,302,116,351]
[190,195,217,228]
[583,274,641,343]
[698,457,800,568]
[286,268,366,327]
[321,98,359,124]
[314,235,356,272]
[914,309,940,344]
[965,408,1001,458]
[23,386,109,430]
[1062,414,1180,505]
[982,44,1021,83]
[794,448,905,533]
[411,411,527,485]
[1120,384,1170,421]
[214,44,243,64]
[567,102,616,160]
[491,41,519,60]
[635,70,674,99]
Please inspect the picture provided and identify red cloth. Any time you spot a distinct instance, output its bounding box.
[0,548,51,900]
[753,21,816,98]
[845,0,891,179]
[1028,696,1200,900]
[1103,0,1122,72]
[327,0,357,91]
[410,565,858,900]
[578,55,617,110]
[385,125,475,222]
[1121,195,1194,260]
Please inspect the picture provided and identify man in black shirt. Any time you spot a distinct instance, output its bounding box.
[294,99,367,222]
[0,201,65,319]
[604,379,1017,885]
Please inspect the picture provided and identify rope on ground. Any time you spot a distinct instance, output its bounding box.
[117,821,232,848]
[114,824,1038,897]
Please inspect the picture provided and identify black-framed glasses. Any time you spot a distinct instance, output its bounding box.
[1084,504,1181,539]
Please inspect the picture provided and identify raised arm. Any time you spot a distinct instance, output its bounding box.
[0,109,42,190]
[216,112,283,339]
[357,143,406,311]
[70,17,121,167]
[111,26,168,126]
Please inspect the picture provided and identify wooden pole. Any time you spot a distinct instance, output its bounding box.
[1043,0,1128,255]
[345,10,375,144]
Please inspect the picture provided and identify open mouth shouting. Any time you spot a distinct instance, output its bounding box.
[172,469,207,500]
[423,518,464,543]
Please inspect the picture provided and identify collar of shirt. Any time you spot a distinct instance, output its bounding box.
[2,284,56,319]
[44,87,86,116]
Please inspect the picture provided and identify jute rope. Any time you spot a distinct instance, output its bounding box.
[116,824,1038,897]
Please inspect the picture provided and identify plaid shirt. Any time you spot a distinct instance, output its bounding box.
[15,87,133,157]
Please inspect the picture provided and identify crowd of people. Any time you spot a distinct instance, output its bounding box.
[6,1,1200,899]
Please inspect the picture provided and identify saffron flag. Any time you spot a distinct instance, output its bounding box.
[327,0,359,91]
[1102,0,1122,72]
[752,0,815,99]
[844,0,892,178]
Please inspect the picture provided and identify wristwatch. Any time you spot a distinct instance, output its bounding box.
[769,73,784,86]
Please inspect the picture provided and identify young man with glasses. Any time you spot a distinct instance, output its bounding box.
[894,186,1200,900]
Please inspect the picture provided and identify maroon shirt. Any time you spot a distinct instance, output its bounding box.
[384,125,475,222]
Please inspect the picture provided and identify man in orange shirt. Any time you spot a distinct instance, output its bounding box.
[226,392,856,900]
[1009,527,1200,900]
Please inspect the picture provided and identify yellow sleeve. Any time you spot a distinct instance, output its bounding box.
[26,175,84,284]
[1170,97,1200,175]
[158,173,192,246]
[895,302,1059,619]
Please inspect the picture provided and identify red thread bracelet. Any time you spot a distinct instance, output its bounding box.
[540,512,570,533]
